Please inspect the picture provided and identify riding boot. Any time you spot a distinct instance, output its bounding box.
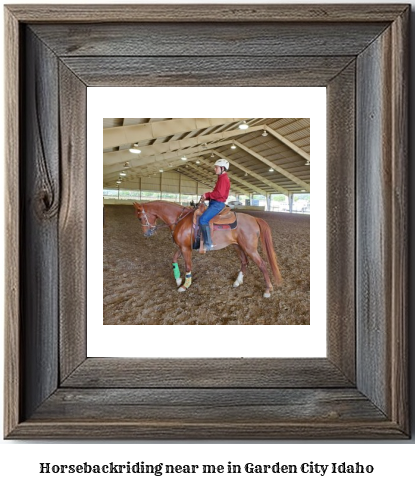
[201,225,215,251]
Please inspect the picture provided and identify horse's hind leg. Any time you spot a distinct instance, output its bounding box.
[172,248,183,287]
[245,249,273,298]
[232,244,248,288]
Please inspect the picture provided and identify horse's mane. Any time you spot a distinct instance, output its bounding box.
[146,200,186,208]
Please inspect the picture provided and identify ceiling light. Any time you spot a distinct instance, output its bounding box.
[301,190,306,192]
[196,160,200,164]
[244,173,248,177]
[305,161,310,166]
[269,168,274,172]
[238,121,249,130]
[262,130,268,137]
[116,179,122,184]
[119,171,126,176]
[231,143,236,149]
[159,169,164,173]
[210,153,214,158]
[181,155,187,161]
[129,143,141,154]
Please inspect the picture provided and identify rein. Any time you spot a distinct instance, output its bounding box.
[138,205,193,235]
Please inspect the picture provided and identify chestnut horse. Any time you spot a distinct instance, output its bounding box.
[133,200,282,298]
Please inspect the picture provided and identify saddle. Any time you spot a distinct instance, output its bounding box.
[192,205,236,226]
[192,204,237,253]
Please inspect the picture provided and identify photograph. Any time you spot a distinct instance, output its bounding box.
[103,118,311,326]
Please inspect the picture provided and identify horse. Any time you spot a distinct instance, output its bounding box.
[133,200,282,298]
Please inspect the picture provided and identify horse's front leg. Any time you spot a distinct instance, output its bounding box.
[172,248,183,287]
[178,247,193,292]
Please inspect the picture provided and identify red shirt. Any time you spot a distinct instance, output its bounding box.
[204,172,230,202]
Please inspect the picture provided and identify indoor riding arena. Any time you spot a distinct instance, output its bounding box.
[103,118,311,326]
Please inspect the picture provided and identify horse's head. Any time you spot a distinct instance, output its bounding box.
[133,202,157,237]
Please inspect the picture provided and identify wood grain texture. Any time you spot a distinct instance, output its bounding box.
[357,28,391,416]
[326,62,356,383]
[20,29,60,420]
[61,56,354,87]
[356,8,408,426]
[31,22,388,57]
[32,388,386,422]
[7,422,406,441]
[4,6,21,438]
[389,8,409,432]
[62,358,352,388]
[58,63,87,381]
[6,4,409,23]
[8,411,405,441]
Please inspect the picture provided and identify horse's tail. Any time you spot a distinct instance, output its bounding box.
[256,217,282,286]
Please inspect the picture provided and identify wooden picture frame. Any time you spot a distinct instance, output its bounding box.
[4,4,409,439]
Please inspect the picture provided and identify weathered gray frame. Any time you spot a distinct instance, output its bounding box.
[4,4,409,439]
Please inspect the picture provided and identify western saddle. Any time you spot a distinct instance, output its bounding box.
[193,204,236,227]
[192,204,237,253]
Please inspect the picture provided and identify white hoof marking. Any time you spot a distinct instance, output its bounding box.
[263,292,271,298]
[176,278,183,287]
[178,286,187,293]
[233,272,244,288]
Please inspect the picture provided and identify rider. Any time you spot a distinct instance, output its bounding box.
[199,158,230,251]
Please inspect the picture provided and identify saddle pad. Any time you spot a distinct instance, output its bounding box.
[213,220,237,230]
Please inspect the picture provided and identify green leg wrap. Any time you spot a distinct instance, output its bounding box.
[172,262,180,279]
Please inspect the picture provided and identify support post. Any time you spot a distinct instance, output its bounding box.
[266,193,271,211]
[288,193,294,213]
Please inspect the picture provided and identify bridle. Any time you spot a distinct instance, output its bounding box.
[138,207,158,236]
[137,205,192,237]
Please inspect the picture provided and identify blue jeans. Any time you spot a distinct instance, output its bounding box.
[199,200,225,225]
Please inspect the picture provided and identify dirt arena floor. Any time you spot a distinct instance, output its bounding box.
[103,204,310,325]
